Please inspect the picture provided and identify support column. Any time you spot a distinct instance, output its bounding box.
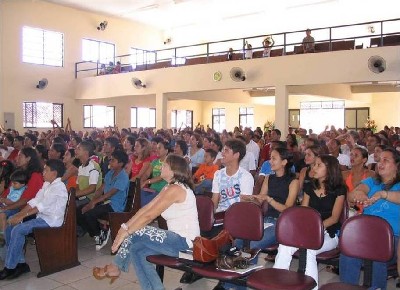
[274,85,289,137]
[155,93,167,129]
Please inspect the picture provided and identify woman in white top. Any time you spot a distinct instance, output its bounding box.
[93,154,200,289]
[189,133,205,168]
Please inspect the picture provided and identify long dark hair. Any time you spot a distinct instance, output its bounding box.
[0,160,15,190]
[20,147,43,179]
[165,154,194,190]
[313,154,346,195]
[375,147,400,190]
[272,147,294,177]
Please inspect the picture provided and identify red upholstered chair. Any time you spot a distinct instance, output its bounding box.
[190,202,264,287]
[319,215,394,290]
[146,195,216,281]
[247,206,324,290]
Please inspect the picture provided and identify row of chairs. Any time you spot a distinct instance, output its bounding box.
[147,197,395,290]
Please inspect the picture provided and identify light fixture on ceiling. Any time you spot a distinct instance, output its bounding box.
[97,20,108,31]
[132,77,146,89]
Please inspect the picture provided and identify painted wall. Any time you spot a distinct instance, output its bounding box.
[0,0,162,131]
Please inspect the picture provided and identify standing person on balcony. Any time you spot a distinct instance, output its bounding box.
[243,41,253,59]
[262,36,275,57]
[302,29,315,53]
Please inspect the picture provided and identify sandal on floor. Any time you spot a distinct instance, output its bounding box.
[93,265,120,284]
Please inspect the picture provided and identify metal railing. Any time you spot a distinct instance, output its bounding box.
[75,18,400,78]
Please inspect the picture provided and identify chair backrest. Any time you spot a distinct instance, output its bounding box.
[276,206,324,250]
[339,215,394,262]
[340,200,349,224]
[224,202,263,241]
[196,196,215,232]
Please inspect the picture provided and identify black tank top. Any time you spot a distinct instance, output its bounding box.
[267,174,295,218]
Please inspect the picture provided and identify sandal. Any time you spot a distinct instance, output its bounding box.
[93,264,120,284]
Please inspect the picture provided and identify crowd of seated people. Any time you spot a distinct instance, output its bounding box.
[0,121,400,289]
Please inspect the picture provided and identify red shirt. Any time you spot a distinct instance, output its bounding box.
[1,171,43,200]
[131,156,152,177]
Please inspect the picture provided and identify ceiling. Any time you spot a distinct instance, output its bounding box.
[45,0,400,43]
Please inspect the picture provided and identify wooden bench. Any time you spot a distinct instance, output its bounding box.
[146,61,171,70]
[185,57,207,65]
[370,35,400,47]
[314,42,330,53]
[34,190,80,277]
[208,54,228,63]
[269,48,282,57]
[332,40,354,51]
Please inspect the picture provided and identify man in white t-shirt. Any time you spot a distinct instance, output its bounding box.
[243,128,260,166]
[211,139,254,213]
[327,139,350,170]
[365,134,380,167]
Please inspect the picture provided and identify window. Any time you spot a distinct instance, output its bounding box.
[131,107,156,128]
[345,107,369,130]
[22,26,64,67]
[130,48,156,69]
[23,102,63,128]
[300,101,345,133]
[171,110,193,129]
[83,105,115,128]
[82,39,115,64]
[239,107,254,129]
[212,108,226,133]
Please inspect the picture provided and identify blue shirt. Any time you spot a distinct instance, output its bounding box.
[362,177,400,236]
[104,169,129,212]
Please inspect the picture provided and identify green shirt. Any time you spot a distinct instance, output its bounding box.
[150,158,167,193]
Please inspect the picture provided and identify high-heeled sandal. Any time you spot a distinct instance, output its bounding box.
[93,265,120,284]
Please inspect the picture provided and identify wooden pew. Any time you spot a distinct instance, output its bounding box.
[185,57,207,65]
[146,61,171,70]
[270,48,283,57]
[208,54,228,63]
[314,42,330,53]
[332,40,354,51]
[34,190,80,277]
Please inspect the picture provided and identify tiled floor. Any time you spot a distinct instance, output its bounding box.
[0,236,397,290]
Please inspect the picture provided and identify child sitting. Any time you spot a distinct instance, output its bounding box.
[0,170,27,243]
[193,149,219,195]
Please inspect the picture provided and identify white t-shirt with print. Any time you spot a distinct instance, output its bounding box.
[212,167,254,212]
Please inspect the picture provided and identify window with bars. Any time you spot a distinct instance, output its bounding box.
[22,26,64,67]
[83,105,115,128]
[171,110,193,129]
[239,107,254,129]
[212,108,226,133]
[131,107,156,128]
[23,102,63,128]
[82,39,115,64]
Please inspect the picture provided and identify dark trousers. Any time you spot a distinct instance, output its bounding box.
[77,203,113,237]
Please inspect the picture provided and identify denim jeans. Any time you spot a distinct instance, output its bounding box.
[140,189,158,207]
[5,218,49,269]
[236,216,277,262]
[194,179,213,195]
[339,236,398,290]
[114,226,190,290]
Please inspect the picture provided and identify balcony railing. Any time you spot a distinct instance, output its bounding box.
[75,18,400,78]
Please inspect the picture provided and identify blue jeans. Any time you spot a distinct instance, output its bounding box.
[339,236,398,290]
[194,179,213,195]
[5,218,49,269]
[114,226,190,290]
[140,189,159,207]
[236,216,277,258]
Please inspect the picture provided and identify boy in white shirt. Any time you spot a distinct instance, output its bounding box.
[0,159,68,280]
